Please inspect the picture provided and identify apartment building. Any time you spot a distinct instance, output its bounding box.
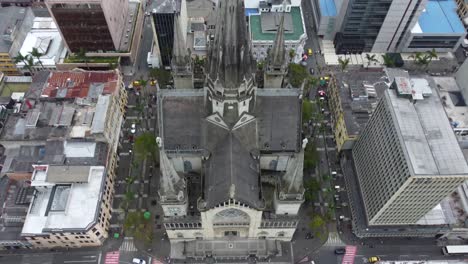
[353,70,468,225]
[0,69,126,248]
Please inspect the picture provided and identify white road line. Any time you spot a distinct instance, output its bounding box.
[63,260,96,263]
[97,252,102,264]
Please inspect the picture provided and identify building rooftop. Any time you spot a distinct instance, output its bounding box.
[17,17,65,67]
[255,89,301,152]
[22,166,105,234]
[153,0,181,13]
[412,0,465,34]
[430,77,468,132]
[41,70,119,99]
[0,176,33,243]
[0,94,113,142]
[385,71,468,176]
[0,6,28,53]
[319,0,337,17]
[250,7,305,41]
[335,70,389,136]
[118,1,139,52]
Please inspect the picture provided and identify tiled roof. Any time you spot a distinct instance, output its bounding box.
[41,71,119,99]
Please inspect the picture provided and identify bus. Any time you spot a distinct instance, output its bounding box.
[442,245,468,255]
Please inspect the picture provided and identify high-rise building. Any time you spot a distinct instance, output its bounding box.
[334,0,427,54]
[151,0,188,68]
[353,70,468,226]
[45,0,129,52]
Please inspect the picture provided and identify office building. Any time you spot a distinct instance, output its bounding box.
[150,0,188,68]
[334,0,427,54]
[353,69,468,225]
[399,0,466,52]
[45,0,129,53]
[157,0,304,260]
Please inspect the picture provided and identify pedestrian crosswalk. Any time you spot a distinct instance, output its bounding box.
[324,232,345,246]
[120,237,138,252]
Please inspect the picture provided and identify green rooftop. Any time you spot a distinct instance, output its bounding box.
[250,7,305,41]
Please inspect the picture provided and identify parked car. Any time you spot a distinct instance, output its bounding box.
[132,258,146,264]
[368,256,380,263]
[305,232,314,239]
[309,68,315,75]
[334,248,346,255]
[308,48,313,56]
[131,123,136,134]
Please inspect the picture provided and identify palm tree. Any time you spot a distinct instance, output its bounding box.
[338,57,350,72]
[13,52,33,74]
[426,48,438,62]
[410,52,431,69]
[138,79,148,96]
[25,55,36,76]
[29,47,44,69]
[381,54,395,67]
[365,54,378,67]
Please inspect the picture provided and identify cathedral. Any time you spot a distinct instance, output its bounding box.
[157,0,305,260]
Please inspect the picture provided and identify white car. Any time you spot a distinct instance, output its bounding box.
[130,123,136,134]
[132,258,146,264]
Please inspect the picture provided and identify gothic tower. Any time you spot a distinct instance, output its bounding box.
[172,14,194,89]
[264,12,287,88]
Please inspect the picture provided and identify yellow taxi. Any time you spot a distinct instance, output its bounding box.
[132,80,141,87]
[307,48,313,56]
[368,256,380,263]
[150,79,156,86]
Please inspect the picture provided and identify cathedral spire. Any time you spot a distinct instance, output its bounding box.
[206,0,255,90]
[172,14,189,68]
[171,14,194,88]
[269,11,286,67]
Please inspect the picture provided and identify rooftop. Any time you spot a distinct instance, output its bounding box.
[431,77,468,131]
[17,17,65,67]
[0,176,33,242]
[250,7,305,41]
[118,1,139,52]
[22,166,105,234]
[319,0,337,17]
[0,95,112,142]
[0,6,28,53]
[153,0,181,14]
[41,70,119,98]
[412,0,465,34]
[334,70,389,136]
[385,70,468,176]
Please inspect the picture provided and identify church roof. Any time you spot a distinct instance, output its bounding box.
[256,89,302,152]
[203,132,263,209]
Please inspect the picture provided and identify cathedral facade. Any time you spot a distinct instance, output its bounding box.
[157,0,305,260]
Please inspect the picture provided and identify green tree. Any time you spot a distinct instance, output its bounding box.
[288,63,308,88]
[302,100,313,123]
[365,54,378,67]
[426,48,438,62]
[410,52,431,68]
[25,55,36,75]
[381,54,395,67]
[124,211,153,245]
[309,215,325,232]
[149,68,171,87]
[138,78,148,96]
[76,48,89,69]
[29,47,44,69]
[134,132,159,164]
[338,57,350,72]
[289,49,296,61]
[257,61,264,71]
[304,143,319,170]
[13,53,31,74]
[304,178,321,202]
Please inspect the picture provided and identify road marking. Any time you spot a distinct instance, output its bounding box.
[119,153,130,156]
[64,260,97,263]
[120,237,138,252]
